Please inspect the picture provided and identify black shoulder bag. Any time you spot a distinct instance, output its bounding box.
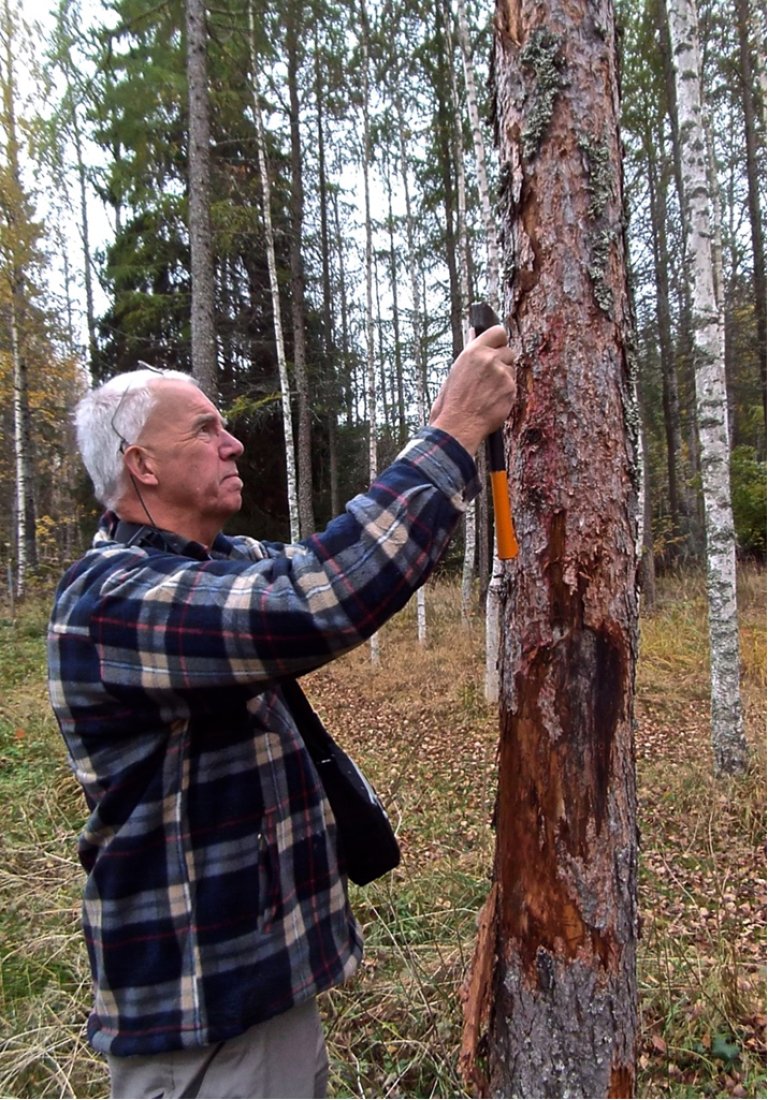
[282,680,401,886]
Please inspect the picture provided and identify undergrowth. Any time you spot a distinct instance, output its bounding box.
[0,566,764,1098]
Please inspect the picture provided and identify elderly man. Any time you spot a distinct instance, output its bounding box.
[48,325,515,1099]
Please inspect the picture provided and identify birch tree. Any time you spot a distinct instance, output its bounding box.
[455,0,499,311]
[391,74,429,643]
[49,1,100,370]
[286,3,316,536]
[359,0,380,664]
[666,0,748,776]
[249,5,300,541]
[1,0,38,597]
[443,5,477,623]
[454,0,507,692]
[462,0,639,1093]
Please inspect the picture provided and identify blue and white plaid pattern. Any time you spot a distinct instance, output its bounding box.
[47,428,479,1056]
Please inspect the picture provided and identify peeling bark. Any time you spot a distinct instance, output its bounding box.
[463,2,639,1096]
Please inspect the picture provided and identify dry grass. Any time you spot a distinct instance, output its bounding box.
[0,567,764,1098]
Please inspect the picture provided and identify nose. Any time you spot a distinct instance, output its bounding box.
[221,428,244,458]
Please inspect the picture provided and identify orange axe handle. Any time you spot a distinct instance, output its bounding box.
[469,302,519,560]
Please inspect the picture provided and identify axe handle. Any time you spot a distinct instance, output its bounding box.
[469,303,519,560]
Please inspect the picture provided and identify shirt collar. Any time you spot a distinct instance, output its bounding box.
[98,512,230,561]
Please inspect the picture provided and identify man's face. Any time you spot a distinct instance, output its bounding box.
[135,380,245,533]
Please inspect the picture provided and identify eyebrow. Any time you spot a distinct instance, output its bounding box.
[192,411,228,430]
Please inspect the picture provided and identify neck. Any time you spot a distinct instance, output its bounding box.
[113,497,218,550]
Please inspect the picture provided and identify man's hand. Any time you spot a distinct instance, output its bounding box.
[429,325,516,456]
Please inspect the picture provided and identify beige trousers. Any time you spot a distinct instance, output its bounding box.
[107,998,329,1099]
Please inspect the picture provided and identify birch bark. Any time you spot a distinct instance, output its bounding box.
[2,3,36,596]
[359,0,380,665]
[455,0,507,691]
[249,6,300,542]
[456,0,500,312]
[444,6,477,623]
[667,0,748,776]
[392,79,429,643]
[286,8,316,536]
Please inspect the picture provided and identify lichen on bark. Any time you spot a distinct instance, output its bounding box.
[578,133,618,315]
[520,27,567,159]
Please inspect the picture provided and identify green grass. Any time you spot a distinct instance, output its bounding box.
[0,569,764,1098]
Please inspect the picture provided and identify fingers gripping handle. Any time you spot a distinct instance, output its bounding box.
[469,303,519,560]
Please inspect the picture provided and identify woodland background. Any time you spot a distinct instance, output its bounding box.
[0,1,765,1097]
[0,0,765,584]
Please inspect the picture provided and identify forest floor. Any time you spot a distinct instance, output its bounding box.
[0,566,765,1099]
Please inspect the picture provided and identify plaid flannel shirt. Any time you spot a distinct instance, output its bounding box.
[47,428,479,1056]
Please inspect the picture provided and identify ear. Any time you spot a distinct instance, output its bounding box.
[122,444,159,487]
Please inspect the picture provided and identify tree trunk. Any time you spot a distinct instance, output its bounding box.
[656,0,701,547]
[456,0,500,312]
[2,2,37,596]
[455,0,508,686]
[667,0,748,776]
[462,2,639,1095]
[313,32,342,517]
[12,305,32,598]
[647,134,688,546]
[444,4,477,623]
[249,5,300,541]
[185,0,217,398]
[735,0,767,416]
[286,7,316,536]
[70,101,99,370]
[359,0,379,665]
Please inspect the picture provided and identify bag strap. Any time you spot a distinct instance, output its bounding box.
[281,679,334,763]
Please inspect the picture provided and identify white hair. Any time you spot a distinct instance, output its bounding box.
[75,367,199,509]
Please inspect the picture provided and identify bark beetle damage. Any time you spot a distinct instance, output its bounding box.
[494,511,627,977]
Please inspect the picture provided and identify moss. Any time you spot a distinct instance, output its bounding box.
[520,28,567,160]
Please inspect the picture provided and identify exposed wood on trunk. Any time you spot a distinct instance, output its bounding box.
[463,2,640,1095]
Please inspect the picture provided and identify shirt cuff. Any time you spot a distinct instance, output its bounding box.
[396,427,481,511]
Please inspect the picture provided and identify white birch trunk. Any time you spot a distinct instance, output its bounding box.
[12,303,28,599]
[393,66,430,645]
[4,11,32,598]
[360,0,380,666]
[445,8,477,623]
[456,0,508,693]
[287,13,315,537]
[667,0,747,775]
[456,0,500,313]
[249,8,300,543]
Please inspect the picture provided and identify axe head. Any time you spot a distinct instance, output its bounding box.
[469,301,501,334]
